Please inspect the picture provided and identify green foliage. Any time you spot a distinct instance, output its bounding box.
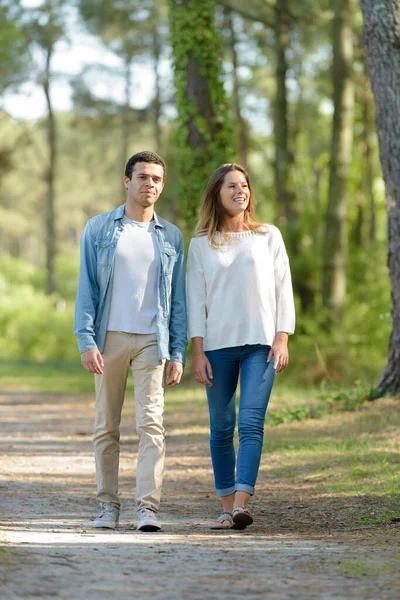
[266,382,371,426]
[168,0,234,231]
[0,256,77,361]
[0,1,31,93]
[283,237,391,386]
[78,0,154,58]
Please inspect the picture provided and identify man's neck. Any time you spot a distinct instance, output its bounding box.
[124,203,154,223]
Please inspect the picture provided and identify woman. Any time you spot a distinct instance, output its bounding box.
[187,163,295,530]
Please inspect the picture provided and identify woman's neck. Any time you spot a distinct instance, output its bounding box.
[221,214,248,232]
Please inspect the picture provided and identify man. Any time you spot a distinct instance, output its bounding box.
[74,151,186,531]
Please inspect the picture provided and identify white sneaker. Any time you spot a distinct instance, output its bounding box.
[137,507,161,532]
[92,503,120,529]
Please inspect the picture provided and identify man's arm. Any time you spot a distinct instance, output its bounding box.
[74,221,100,354]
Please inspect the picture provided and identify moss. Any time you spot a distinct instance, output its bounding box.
[168,0,234,231]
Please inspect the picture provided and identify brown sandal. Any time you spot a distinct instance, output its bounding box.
[232,506,253,530]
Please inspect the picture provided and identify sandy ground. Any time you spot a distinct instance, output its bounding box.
[0,391,399,600]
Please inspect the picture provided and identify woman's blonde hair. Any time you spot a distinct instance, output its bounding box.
[195,163,266,248]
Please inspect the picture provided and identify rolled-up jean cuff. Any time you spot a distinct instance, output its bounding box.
[216,485,236,497]
[236,483,254,496]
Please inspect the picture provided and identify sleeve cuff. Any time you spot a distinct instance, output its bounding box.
[170,348,186,364]
[188,325,206,339]
[77,335,98,353]
[276,320,295,335]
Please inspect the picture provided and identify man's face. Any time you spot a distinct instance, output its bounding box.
[124,162,165,208]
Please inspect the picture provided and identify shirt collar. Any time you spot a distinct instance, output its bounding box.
[113,203,164,228]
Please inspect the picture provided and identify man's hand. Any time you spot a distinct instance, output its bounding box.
[267,332,289,374]
[193,352,213,387]
[166,360,184,387]
[81,348,104,374]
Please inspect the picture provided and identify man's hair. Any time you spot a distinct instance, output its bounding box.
[124,151,166,180]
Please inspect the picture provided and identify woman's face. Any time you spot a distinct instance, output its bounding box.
[219,170,250,216]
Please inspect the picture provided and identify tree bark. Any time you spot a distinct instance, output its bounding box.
[152,21,162,155]
[43,45,56,295]
[186,58,217,151]
[273,0,298,237]
[360,0,400,396]
[273,0,315,312]
[168,0,231,230]
[121,52,133,202]
[322,0,355,319]
[360,56,376,243]
[225,9,248,167]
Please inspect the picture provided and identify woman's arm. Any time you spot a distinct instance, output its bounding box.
[268,331,289,373]
[270,227,295,373]
[192,337,213,386]
[187,239,213,386]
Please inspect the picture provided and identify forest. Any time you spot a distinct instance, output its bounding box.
[1,0,399,395]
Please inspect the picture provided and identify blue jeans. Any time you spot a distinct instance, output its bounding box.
[205,344,275,497]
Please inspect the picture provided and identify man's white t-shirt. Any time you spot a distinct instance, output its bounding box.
[107,216,160,334]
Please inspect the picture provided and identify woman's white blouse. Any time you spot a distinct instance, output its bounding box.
[187,225,295,351]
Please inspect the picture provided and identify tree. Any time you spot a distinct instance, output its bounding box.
[219,0,326,312]
[78,0,157,199]
[222,8,249,167]
[322,0,355,320]
[0,1,31,94]
[168,0,233,231]
[360,0,400,396]
[22,0,66,294]
[150,0,167,155]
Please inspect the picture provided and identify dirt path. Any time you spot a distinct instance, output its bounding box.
[0,392,398,599]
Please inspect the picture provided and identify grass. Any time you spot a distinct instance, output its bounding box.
[262,396,400,525]
[0,360,207,414]
[0,547,13,566]
[328,553,400,582]
[0,360,100,394]
[303,552,400,594]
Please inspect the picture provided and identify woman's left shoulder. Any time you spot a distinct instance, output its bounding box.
[256,223,282,238]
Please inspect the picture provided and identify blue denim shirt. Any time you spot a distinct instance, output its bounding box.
[74,204,187,363]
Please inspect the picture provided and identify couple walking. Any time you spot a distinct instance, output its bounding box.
[74,151,295,532]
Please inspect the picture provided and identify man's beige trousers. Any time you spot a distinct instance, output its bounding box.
[94,331,166,512]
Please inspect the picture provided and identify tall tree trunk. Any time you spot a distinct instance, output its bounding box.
[311,160,322,251]
[121,53,132,201]
[152,22,162,155]
[322,0,355,319]
[273,0,315,312]
[361,0,400,396]
[353,181,364,246]
[225,9,248,167]
[43,45,56,295]
[273,0,298,238]
[168,0,232,231]
[360,57,376,243]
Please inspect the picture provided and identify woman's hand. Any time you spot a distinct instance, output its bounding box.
[268,332,289,374]
[193,352,213,386]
